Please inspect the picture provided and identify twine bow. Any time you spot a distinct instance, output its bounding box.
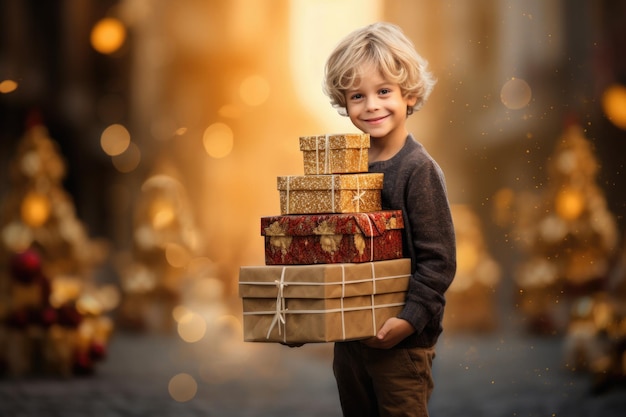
[352,175,364,212]
[267,267,288,340]
[314,134,331,174]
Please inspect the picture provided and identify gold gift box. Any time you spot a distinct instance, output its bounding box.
[299,133,370,175]
[277,173,383,214]
[239,259,410,343]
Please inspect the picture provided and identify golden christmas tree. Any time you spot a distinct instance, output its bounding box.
[511,122,619,334]
[443,204,501,333]
[0,115,118,376]
[115,163,206,333]
[562,227,626,393]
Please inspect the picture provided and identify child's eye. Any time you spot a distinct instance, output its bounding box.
[379,88,391,95]
[349,93,363,100]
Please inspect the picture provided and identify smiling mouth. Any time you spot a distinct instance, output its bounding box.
[363,115,388,123]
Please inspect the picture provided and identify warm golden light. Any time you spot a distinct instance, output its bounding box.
[168,373,197,402]
[188,277,224,303]
[21,192,51,227]
[202,122,234,158]
[215,314,243,338]
[177,311,206,343]
[165,243,190,268]
[0,79,18,93]
[148,198,176,230]
[289,0,383,132]
[96,284,122,311]
[76,293,103,316]
[492,187,515,227]
[601,83,626,130]
[111,142,141,173]
[555,188,585,221]
[1,222,33,252]
[172,305,192,322]
[50,277,82,307]
[91,17,126,54]
[218,104,241,119]
[456,241,480,274]
[239,75,270,106]
[500,78,532,110]
[101,124,131,156]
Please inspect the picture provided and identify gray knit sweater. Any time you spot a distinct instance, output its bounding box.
[368,134,456,348]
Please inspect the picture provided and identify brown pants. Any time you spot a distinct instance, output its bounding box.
[333,341,435,417]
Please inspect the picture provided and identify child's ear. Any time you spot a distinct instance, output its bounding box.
[406,95,418,115]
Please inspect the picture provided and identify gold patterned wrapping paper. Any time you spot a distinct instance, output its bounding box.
[299,133,370,175]
[277,173,383,214]
[242,292,406,343]
[239,259,410,343]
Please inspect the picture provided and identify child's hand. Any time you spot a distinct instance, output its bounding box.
[361,317,415,349]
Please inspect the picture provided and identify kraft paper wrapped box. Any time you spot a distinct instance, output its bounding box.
[261,210,404,265]
[299,133,370,175]
[277,173,383,215]
[239,259,411,343]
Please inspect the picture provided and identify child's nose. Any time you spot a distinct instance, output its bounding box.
[365,96,380,111]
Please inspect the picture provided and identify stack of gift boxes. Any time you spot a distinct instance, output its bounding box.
[238,133,412,343]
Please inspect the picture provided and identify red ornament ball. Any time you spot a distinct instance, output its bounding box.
[10,249,42,283]
[89,341,107,361]
[57,304,83,328]
[72,350,94,375]
[40,306,58,327]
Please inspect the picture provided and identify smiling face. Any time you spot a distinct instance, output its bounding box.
[344,63,417,146]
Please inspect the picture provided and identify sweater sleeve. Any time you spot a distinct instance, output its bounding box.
[396,157,457,336]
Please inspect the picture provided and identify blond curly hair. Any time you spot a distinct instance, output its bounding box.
[323,22,436,116]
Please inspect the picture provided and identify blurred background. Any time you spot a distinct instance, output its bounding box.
[1,0,626,416]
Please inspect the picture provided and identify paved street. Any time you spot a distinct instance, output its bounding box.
[1,323,625,416]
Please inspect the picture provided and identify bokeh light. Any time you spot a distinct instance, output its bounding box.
[1,222,33,252]
[177,310,207,343]
[0,79,18,94]
[168,373,197,402]
[239,74,270,106]
[500,78,532,110]
[456,240,480,275]
[172,305,192,323]
[101,124,131,156]
[20,192,51,227]
[214,314,243,340]
[555,188,585,220]
[147,196,176,230]
[90,17,126,54]
[188,277,224,303]
[50,277,82,308]
[76,292,104,316]
[165,242,191,268]
[95,284,122,311]
[111,142,141,173]
[202,122,234,158]
[601,83,626,130]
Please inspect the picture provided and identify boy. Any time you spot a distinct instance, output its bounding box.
[323,22,457,417]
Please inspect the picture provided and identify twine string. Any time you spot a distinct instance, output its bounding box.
[266,267,288,340]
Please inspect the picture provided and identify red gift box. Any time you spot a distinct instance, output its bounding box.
[261,210,404,265]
